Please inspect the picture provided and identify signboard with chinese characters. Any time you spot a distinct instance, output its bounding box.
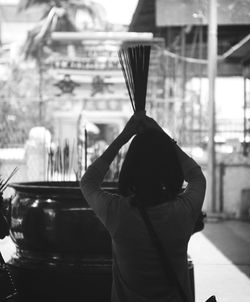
[43,32,166,112]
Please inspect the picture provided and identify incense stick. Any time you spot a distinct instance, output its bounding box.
[0,167,19,193]
[84,128,88,172]
[47,140,77,181]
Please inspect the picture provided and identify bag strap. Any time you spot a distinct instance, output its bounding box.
[137,205,190,302]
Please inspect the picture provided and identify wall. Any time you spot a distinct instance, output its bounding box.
[190,145,250,219]
[202,151,250,218]
[222,164,250,218]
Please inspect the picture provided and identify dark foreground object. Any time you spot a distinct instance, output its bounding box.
[8,262,112,302]
[7,181,114,302]
[6,181,194,302]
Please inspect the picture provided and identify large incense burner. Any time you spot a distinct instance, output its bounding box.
[7,181,116,302]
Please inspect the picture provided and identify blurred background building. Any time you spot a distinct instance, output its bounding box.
[1,0,250,218]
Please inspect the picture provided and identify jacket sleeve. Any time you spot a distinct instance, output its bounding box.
[80,157,121,230]
[176,146,206,220]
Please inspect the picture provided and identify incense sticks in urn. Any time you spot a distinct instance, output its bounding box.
[118,44,151,113]
[0,167,19,194]
[47,140,75,181]
[0,168,18,239]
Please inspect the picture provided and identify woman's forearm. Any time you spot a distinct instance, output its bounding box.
[99,113,144,166]
[100,134,128,166]
[174,144,203,182]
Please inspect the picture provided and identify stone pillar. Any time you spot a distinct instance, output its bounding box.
[25,127,51,181]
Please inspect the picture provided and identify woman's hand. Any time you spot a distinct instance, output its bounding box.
[99,113,164,166]
[120,114,164,143]
[141,115,164,133]
[119,111,146,143]
[99,111,146,166]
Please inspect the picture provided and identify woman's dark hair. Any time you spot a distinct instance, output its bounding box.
[118,129,184,207]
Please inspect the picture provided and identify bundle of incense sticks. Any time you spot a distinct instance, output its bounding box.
[47,140,75,181]
[118,44,151,112]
